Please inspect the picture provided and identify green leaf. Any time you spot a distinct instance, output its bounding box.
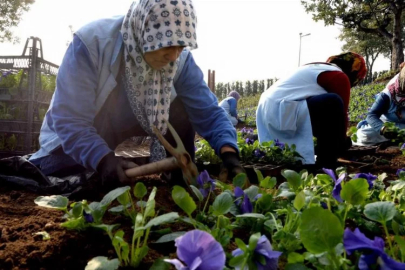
[248,233,260,251]
[392,180,405,191]
[299,207,343,254]
[91,224,120,236]
[233,173,247,188]
[89,202,105,223]
[257,194,273,211]
[293,190,306,211]
[100,186,131,208]
[394,235,405,259]
[244,186,259,201]
[145,187,157,218]
[72,202,83,218]
[255,169,264,182]
[212,192,233,216]
[134,182,147,199]
[108,204,131,214]
[260,176,277,189]
[85,256,120,270]
[228,255,245,267]
[144,212,179,229]
[61,218,86,230]
[34,195,69,210]
[282,170,302,190]
[172,186,196,216]
[190,185,204,202]
[364,201,396,224]
[117,191,130,206]
[155,231,186,243]
[150,258,170,270]
[32,231,50,240]
[341,178,369,205]
[236,213,265,219]
[235,238,248,252]
[288,252,304,264]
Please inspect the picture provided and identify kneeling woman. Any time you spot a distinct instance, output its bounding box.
[356,66,405,145]
[256,52,366,169]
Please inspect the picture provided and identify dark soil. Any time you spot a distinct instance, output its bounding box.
[1,140,405,269]
[0,175,184,270]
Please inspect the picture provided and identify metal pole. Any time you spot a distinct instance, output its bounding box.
[26,37,38,153]
[298,33,311,67]
[208,69,211,91]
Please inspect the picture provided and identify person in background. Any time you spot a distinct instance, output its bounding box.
[219,91,241,126]
[256,52,367,169]
[356,63,405,145]
[29,0,244,187]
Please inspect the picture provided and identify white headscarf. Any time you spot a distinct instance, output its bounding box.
[121,0,198,161]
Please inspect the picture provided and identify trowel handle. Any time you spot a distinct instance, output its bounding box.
[125,156,179,178]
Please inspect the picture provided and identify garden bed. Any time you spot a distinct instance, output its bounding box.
[1,143,405,269]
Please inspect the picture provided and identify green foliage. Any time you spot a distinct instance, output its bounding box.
[195,139,221,165]
[299,207,344,254]
[301,0,405,69]
[348,83,385,122]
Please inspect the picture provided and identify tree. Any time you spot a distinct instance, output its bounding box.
[245,81,252,96]
[302,0,405,70]
[252,80,258,95]
[259,80,265,93]
[339,28,391,83]
[0,0,35,43]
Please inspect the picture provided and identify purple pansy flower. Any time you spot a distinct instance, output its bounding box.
[232,235,282,270]
[196,170,215,198]
[234,187,253,214]
[254,149,265,158]
[83,212,94,223]
[241,127,254,136]
[344,228,405,270]
[397,168,405,177]
[245,138,254,145]
[164,229,225,270]
[323,168,346,203]
[401,143,405,150]
[352,173,377,189]
[274,139,285,150]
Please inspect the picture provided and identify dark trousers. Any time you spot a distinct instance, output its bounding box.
[32,88,195,178]
[306,93,346,169]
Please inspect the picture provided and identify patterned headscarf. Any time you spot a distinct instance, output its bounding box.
[326,52,367,87]
[388,66,405,117]
[121,0,198,162]
[228,90,240,101]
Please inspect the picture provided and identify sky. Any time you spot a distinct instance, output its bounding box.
[0,0,391,83]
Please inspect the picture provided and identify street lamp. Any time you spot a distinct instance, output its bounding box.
[298,32,311,67]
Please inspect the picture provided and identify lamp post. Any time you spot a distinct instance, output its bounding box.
[298,32,311,67]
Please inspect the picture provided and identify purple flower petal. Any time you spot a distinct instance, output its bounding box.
[323,168,345,202]
[254,194,263,201]
[164,259,187,270]
[241,195,253,214]
[234,187,244,198]
[84,212,94,223]
[323,168,337,182]
[175,230,225,270]
[232,235,281,270]
[379,252,405,269]
[344,228,384,255]
[397,169,405,177]
[352,173,377,189]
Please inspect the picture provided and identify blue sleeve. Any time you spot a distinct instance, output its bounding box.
[48,35,112,170]
[366,93,391,132]
[227,98,238,117]
[174,52,238,154]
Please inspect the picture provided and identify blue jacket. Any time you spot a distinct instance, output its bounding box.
[219,97,238,117]
[366,88,405,132]
[30,16,237,170]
